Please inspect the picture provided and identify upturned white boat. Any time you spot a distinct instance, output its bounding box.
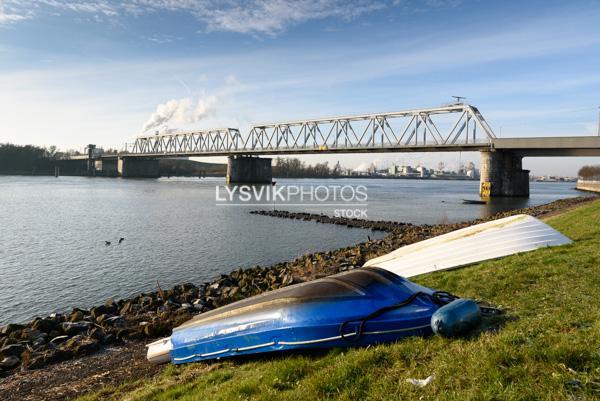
[363,214,572,277]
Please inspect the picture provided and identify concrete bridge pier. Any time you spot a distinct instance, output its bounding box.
[227,156,272,184]
[118,157,160,178]
[86,144,96,176]
[480,151,529,197]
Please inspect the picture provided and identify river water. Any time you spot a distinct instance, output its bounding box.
[0,176,584,324]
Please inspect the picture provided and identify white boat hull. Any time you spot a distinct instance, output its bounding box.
[364,214,572,277]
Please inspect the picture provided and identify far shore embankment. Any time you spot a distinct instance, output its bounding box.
[0,195,598,401]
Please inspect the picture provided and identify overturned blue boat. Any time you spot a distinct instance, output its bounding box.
[148,267,457,364]
[147,214,571,365]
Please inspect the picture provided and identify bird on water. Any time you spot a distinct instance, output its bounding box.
[118,237,125,244]
[105,241,111,246]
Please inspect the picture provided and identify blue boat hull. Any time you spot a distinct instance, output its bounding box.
[170,267,452,364]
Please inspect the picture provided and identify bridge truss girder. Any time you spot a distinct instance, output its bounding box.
[129,128,242,155]
[126,104,496,156]
[246,104,496,152]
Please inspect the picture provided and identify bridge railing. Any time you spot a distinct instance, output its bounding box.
[126,104,496,156]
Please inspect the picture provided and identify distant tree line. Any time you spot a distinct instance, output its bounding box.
[0,143,83,174]
[578,165,600,180]
[273,157,343,178]
[0,143,53,173]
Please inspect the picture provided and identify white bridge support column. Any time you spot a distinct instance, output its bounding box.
[226,156,272,184]
[480,151,529,197]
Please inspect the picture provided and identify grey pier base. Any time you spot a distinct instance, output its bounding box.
[117,157,160,178]
[479,151,529,197]
[227,156,272,184]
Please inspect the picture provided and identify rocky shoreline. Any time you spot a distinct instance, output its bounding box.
[249,210,412,231]
[0,196,596,395]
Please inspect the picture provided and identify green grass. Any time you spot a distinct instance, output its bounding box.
[78,201,600,401]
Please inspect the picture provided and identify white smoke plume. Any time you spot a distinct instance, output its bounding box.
[142,94,217,133]
[353,162,377,173]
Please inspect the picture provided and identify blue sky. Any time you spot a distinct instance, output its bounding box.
[1,0,599,175]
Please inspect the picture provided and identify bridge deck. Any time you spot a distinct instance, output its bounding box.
[493,137,600,156]
[120,143,491,158]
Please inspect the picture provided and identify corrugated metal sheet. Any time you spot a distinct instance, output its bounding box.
[364,214,572,277]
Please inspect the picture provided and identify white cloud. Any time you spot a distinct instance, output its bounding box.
[188,0,387,35]
[393,0,462,13]
[225,74,239,85]
[141,33,183,44]
[0,13,25,23]
[1,0,462,33]
[584,122,599,136]
[0,0,30,24]
[486,106,600,121]
[36,0,119,17]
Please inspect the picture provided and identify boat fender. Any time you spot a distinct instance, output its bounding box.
[430,299,482,337]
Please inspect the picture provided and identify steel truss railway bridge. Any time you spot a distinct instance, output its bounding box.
[77,103,600,197]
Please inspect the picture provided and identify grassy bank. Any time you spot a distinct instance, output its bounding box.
[79,200,600,401]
